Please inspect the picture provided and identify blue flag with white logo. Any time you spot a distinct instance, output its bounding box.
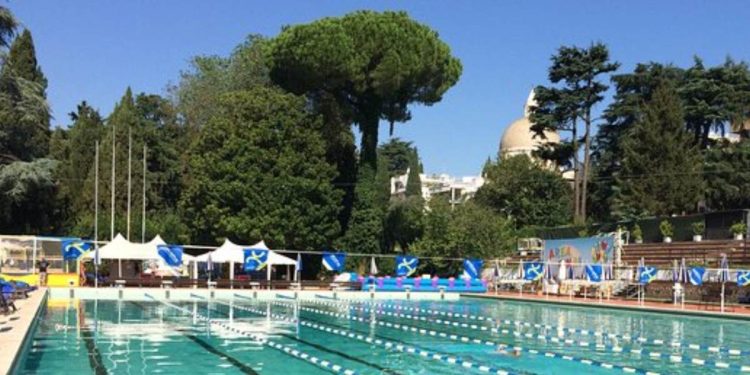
[243,249,269,271]
[322,252,346,272]
[737,270,750,287]
[523,262,544,281]
[638,266,658,284]
[585,264,603,282]
[62,239,92,260]
[463,259,483,279]
[396,256,419,277]
[157,245,183,267]
[689,267,705,286]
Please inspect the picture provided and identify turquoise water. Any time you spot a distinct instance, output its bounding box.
[13,296,750,374]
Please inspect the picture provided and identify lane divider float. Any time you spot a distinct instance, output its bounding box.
[146,294,358,375]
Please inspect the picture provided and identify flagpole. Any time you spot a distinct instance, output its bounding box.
[142,145,146,243]
[110,119,116,240]
[126,127,132,240]
[94,141,99,288]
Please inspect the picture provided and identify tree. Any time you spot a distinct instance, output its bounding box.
[405,148,422,198]
[0,6,17,48]
[379,138,415,177]
[180,87,341,249]
[590,63,684,221]
[412,200,515,276]
[530,43,619,224]
[704,139,750,210]
[0,158,58,233]
[474,154,571,229]
[681,58,750,148]
[0,29,50,162]
[612,83,703,218]
[269,10,462,171]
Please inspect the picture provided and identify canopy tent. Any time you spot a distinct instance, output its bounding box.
[83,234,194,277]
[194,239,297,281]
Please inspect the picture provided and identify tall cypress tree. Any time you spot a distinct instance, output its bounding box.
[613,83,703,219]
[0,29,50,162]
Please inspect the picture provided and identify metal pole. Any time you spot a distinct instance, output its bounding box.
[142,145,147,243]
[94,141,99,288]
[126,127,132,240]
[721,282,725,313]
[110,119,116,240]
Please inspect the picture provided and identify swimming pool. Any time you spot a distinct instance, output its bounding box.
[13,293,750,374]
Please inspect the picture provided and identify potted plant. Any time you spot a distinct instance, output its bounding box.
[730,222,747,240]
[632,224,643,244]
[660,220,674,243]
[691,222,705,242]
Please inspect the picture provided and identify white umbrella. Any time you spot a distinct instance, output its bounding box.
[370,257,378,275]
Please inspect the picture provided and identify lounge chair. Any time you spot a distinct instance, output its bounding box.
[0,286,17,314]
[0,279,29,299]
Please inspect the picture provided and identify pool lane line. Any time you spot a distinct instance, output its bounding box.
[309,299,750,372]
[144,294,358,375]
[129,301,260,375]
[268,299,661,375]
[306,299,746,368]
[79,318,108,375]
[199,299,402,375]
[213,299,524,375]
[333,298,750,357]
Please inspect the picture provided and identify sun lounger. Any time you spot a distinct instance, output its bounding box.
[0,287,17,314]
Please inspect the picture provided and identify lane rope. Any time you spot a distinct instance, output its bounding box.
[214,299,522,375]
[303,298,750,372]
[262,299,661,375]
[144,294,358,375]
[332,297,750,357]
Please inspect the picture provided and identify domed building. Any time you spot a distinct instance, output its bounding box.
[499,90,559,159]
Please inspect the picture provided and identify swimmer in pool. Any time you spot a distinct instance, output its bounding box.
[496,345,521,357]
[55,324,73,331]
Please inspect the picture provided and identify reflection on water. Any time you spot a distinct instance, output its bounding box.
[13,297,750,375]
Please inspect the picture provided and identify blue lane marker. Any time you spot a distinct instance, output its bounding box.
[267,299,661,375]
[338,298,750,358]
[144,294,358,375]
[213,299,520,375]
[304,299,749,372]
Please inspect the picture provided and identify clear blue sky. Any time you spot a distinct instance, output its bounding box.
[11,1,750,176]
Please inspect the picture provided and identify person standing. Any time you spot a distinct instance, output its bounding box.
[38,257,49,286]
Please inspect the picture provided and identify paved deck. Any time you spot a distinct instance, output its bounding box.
[0,288,47,375]
[464,291,750,320]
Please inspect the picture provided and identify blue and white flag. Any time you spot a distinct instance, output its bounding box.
[62,239,92,260]
[638,266,658,284]
[737,270,750,287]
[322,252,345,272]
[689,267,705,286]
[523,262,544,281]
[243,249,269,271]
[396,256,419,277]
[463,259,483,279]
[157,245,183,267]
[585,264,603,282]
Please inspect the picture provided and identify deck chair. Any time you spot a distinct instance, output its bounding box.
[0,287,17,314]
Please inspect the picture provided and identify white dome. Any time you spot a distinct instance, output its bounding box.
[499,89,559,157]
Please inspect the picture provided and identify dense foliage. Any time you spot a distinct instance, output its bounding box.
[475,155,572,229]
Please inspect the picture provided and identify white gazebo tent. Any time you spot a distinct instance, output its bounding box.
[194,239,297,281]
[83,234,194,277]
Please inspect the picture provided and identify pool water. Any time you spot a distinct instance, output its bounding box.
[14,295,750,374]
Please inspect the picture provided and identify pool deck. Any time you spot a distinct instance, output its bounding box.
[465,291,750,320]
[0,288,47,375]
